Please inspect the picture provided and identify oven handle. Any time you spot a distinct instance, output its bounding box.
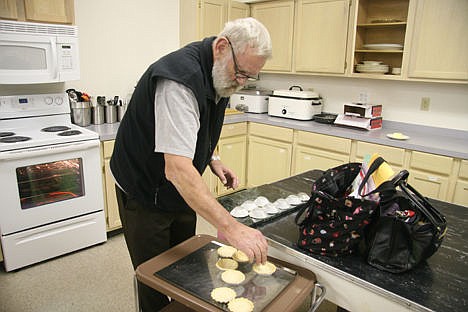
[0,140,99,160]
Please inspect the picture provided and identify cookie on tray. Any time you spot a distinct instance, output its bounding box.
[216,258,238,270]
[221,269,245,285]
[217,245,237,258]
[228,297,254,312]
[210,287,237,303]
[252,261,276,275]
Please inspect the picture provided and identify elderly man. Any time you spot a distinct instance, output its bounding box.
[110,17,272,311]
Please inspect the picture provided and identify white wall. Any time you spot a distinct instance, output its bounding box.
[0,0,180,101]
[256,74,468,131]
[0,1,467,131]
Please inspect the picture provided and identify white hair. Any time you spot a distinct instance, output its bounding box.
[218,17,272,59]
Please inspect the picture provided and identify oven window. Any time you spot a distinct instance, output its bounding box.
[16,158,84,209]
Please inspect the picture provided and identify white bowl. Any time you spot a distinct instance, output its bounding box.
[240,200,257,211]
[286,194,301,205]
[254,196,270,207]
[230,206,249,218]
[249,208,269,219]
[362,61,382,65]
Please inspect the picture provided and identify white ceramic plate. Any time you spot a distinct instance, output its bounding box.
[387,132,410,140]
[363,43,403,50]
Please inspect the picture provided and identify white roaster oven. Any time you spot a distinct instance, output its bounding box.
[0,93,106,271]
[268,86,322,120]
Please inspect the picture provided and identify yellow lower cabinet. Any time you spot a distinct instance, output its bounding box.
[102,140,122,231]
[247,136,292,187]
[293,131,351,174]
[217,135,247,196]
[408,151,453,201]
[452,159,468,206]
[294,145,349,173]
[453,180,468,206]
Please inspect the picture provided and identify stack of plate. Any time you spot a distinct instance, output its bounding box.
[355,61,389,74]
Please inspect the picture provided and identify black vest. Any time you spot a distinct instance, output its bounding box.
[110,37,228,211]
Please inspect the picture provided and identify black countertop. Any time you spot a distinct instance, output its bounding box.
[217,171,468,312]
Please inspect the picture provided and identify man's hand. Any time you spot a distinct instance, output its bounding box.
[209,159,239,189]
[222,222,268,264]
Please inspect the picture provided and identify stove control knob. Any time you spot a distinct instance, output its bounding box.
[55,97,64,105]
[282,108,287,115]
[44,96,54,105]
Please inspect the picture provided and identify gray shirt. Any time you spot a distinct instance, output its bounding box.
[154,78,200,159]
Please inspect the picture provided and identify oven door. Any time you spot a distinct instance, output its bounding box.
[0,140,104,235]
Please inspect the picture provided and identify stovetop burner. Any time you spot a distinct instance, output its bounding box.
[42,126,71,132]
[0,132,15,137]
[58,130,82,136]
[0,136,32,143]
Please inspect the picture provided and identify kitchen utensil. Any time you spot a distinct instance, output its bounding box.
[92,105,105,124]
[230,88,272,113]
[313,113,337,124]
[117,101,127,121]
[105,104,117,123]
[268,86,322,120]
[70,101,91,126]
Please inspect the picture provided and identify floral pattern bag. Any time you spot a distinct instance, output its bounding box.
[295,159,385,256]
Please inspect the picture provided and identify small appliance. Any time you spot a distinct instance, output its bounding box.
[0,20,80,84]
[268,86,322,120]
[344,103,382,118]
[230,88,272,113]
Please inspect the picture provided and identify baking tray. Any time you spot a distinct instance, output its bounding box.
[136,234,317,312]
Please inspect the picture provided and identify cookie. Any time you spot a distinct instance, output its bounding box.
[232,250,249,263]
[252,261,276,275]
[221,269,245,285]
[227,297,254,312]
[217,245,237,258]
[210,287,236,303]
[216,258,238,270]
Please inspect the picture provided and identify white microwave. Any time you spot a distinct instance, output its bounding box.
[0,20,80,84]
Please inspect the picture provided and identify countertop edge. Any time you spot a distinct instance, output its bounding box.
[85,113,468,159]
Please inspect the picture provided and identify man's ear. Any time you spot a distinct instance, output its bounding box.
[213,37,230,59]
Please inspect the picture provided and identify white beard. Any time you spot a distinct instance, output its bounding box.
[212,56,243,98]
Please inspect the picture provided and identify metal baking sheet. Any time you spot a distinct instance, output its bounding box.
[154,241,296,312]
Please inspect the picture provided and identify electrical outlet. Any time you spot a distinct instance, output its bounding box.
[420,97,430,111]
[359,92,368,104]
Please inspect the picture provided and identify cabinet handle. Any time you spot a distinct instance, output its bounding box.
[427,176,439,182]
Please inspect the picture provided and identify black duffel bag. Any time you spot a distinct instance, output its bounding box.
[361,170,447,273]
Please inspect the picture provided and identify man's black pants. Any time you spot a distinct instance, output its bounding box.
[115,186,196,311]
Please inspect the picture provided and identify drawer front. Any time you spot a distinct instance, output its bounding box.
[459,159,468,179]
[297,131,351,154]
[103,140,115,159]
[220,122,247,138]
[249,123,294,142]
[355,141,405,167]
[409,151,453,175]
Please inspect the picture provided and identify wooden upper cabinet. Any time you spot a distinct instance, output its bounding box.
[251,0,295,72]
[407,0,468,81]
[200,0,228,38]
[294,0,351,74]
[0,0,74,24]
[0,0,18,19]
[228,0,249,21]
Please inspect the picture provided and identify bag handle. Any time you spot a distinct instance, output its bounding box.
[395,171,447,233]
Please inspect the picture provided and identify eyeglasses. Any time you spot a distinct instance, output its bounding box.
[225,37,259,81]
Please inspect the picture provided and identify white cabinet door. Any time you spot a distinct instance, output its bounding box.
[294,0,350,74]
[407,0,468,81]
